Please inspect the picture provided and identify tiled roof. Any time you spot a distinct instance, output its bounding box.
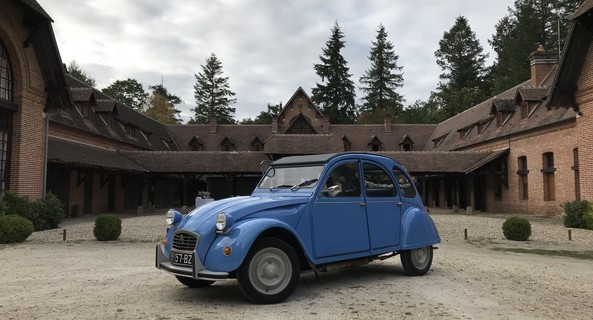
[379,149,508,173]
[424,65,577,152]
[55,75,177,151]
[48,137,146,172]
[264,134,344,154]
[119,151,269,173]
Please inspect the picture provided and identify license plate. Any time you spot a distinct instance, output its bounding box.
[170,252,193,266]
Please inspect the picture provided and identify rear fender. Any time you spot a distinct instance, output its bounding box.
[203,218,305,272]
[400,208,441,250]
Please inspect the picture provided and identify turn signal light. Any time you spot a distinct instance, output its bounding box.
[162,239,167,246]
[223,246,232,256]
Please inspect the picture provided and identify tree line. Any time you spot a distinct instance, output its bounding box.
[68,0,582,125]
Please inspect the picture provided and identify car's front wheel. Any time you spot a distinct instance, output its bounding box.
[400,246,433,276]
[237,238,300,304]
[175,275,215,288]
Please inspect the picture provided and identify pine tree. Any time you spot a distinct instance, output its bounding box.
[489,0,583,93]
[359,24,404,118]
[434,16,489,119]
[311,22,357,124]
[190,53,236,124]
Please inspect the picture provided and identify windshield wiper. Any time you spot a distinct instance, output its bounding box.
[290,178,319,191]
[269,185,293,191]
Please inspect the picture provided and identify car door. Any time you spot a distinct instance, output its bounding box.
[312,160,370,258]
[362,161,401,250]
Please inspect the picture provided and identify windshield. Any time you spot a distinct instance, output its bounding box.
[258,165,324,189]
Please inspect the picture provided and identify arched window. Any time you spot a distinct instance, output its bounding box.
[0,41,13,191]
[0,41,12,101]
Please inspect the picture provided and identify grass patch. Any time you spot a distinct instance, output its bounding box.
[493,247,593,260]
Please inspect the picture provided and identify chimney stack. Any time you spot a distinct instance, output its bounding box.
[209,117,217,134]
[384,116,392,133]
[272,116,278,133]
[529,45,558,87]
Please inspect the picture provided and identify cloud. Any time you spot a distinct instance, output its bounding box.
[39,0,514,123]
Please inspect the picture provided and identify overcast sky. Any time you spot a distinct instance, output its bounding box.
[38,0,515,123]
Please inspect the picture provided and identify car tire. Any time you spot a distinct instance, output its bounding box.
[400,246,433,276]
[175,275,215,288]
[237,238,300,304]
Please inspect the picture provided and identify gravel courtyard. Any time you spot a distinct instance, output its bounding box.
[1,210,592,319]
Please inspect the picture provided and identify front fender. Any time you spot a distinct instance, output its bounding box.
[203,218,303,273]
[401,208,441,250]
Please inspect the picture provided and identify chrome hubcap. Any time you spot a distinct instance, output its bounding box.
[249,248,292,295]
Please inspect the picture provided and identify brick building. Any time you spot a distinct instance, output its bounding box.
[2,0,593,216]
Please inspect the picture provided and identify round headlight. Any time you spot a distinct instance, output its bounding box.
[215,212,226,231]
[165,209,182,225]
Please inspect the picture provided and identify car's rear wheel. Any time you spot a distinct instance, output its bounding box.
[400,246,433,276]
[175,275,215,288]
[237,238,300,304]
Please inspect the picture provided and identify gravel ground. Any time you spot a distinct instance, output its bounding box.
[2,208,593,319]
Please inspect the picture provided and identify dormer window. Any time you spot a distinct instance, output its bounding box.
[189,136,204,151]
[491,99,515,128]
[432,134,447,148]
[342,136,352,151]
[399,135,414,151]
[221,136,235,151]
[368,135,382,152]
[250,137,263,151]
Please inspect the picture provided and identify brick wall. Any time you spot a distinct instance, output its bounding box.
[0,0,48,200]
[575,41,593,201]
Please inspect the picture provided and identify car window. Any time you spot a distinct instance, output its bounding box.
[363,162,396,198]
[393,167,417,198]
[321,161,361,198]
[259,165,323,189]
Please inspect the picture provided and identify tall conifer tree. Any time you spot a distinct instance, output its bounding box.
[311,22,357,124]
[359,24,404,119]
[434,16,489,120]
[190,53,236,124]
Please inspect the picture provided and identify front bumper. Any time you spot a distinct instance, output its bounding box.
[155,244,229,281]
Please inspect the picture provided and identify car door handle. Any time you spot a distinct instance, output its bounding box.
[397,201,403,206]
[360,202,366,207]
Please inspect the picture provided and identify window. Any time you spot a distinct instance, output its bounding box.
[393,168,416,198]
[0,109,11,191]
[220,137,235,151]
[363,162,396,198]
[0,42,11,101]
[368,136,382,152]
[542,152,555,201]
[573,148,580,201]
[251,138,263,151]
[342,136,351,151]
[517,156,528,200]
[321,162,361,198]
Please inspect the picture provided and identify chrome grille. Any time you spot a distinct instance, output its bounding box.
[172,231,198,251]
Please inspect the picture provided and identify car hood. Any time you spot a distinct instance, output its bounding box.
[177,196,309,232]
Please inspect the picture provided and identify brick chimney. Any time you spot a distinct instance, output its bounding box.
[384,116,392,133]
[209,117,217,134]
[529,45,558,87]
[272,116,278,133]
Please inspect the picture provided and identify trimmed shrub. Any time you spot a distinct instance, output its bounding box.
[502,216,532,241]
[1,191,65,231]
[40,192,65,229]
[563,200,593,230]
[0,215,34,244]
[93,214,122,241]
